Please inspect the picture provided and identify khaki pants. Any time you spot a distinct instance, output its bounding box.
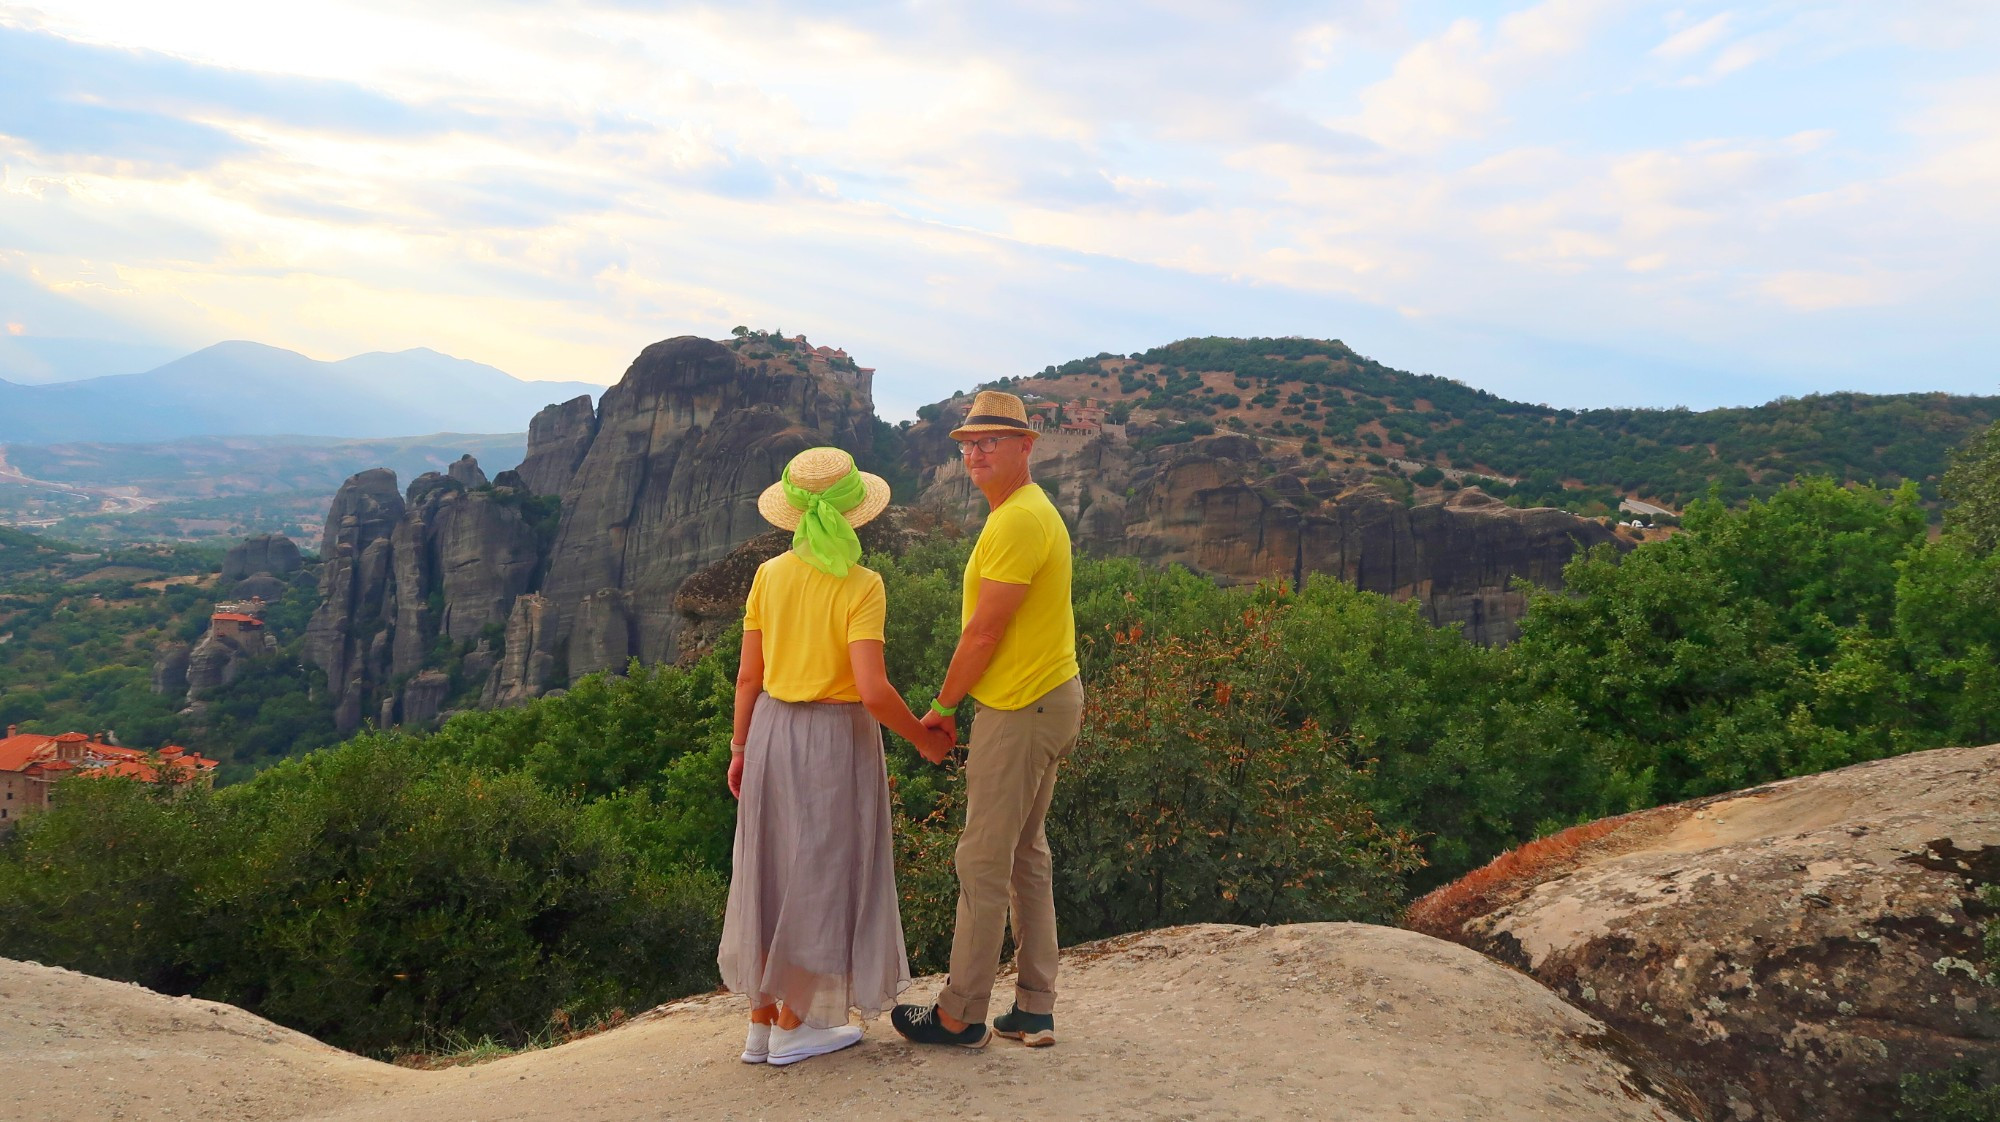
[938,676,1084,1024]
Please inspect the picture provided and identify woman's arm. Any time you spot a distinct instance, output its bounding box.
[849,639,947,760]
[729,629,765,798]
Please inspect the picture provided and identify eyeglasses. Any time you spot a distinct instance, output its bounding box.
[956,434,1023,456]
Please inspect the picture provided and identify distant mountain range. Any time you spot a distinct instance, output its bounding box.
[0,341,601,444]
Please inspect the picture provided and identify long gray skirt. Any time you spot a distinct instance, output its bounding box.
[716,693,911,1028]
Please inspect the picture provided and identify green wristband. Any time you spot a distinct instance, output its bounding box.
[930,699,958,717]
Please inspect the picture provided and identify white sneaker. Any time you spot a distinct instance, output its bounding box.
[767,1022,863,1066]
[741,1021,772,1063]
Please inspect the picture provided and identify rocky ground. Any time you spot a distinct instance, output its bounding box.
[3,922,1701,1122]
[1411,742,2000,1122]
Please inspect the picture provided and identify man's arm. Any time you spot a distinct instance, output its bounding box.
[923,577,1031,743]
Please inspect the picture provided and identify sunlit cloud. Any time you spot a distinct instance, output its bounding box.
[0,0,1995,413]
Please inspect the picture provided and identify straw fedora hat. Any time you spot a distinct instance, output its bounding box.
[948,390,1036,441]
[757,446,892,531]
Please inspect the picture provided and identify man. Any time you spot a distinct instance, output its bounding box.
[893,389,1082,1050]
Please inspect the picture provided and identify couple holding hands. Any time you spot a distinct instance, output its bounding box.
[716,390,1084,1067]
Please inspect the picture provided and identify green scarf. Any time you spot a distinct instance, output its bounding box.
[783,459,865,576]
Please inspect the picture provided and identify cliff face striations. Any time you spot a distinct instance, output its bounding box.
[303,462,540,731]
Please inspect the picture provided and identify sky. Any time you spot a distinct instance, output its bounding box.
[1,1,1996,420]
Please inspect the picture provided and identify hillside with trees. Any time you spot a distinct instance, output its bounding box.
[0,529,337,779]
[985,337,1999,512]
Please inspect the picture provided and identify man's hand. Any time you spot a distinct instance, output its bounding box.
[728,749,746,798]
[919,725,955,764]
[917,709,956,764]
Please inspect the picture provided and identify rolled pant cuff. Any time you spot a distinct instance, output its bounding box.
[937,985,988,1025]
[1013,986,1057,1016]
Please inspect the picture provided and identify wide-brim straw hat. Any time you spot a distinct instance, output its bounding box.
[757,446,892,531]
[948,389,1036,441]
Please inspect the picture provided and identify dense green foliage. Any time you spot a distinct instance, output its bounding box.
[0,740,720,1057]
[1031,337,1999,509]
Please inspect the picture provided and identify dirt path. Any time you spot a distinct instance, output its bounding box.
[4,923,1703,1122]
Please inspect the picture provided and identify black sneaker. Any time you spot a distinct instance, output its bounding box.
[890,1003,990,1048]
[992,1004,1055,1047]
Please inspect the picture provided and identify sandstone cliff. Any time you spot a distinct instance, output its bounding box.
[515,394,598,498]
[303,467,403,731]
[2,923,1704,1122]
[1407,742,2000,1122]
[303,463,540,732]
[220,533,303,583]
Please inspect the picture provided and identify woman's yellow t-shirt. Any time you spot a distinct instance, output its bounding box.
[742,550,886,702]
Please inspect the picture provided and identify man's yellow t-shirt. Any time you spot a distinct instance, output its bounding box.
[742,550,886,703]
[963,483,1078,710]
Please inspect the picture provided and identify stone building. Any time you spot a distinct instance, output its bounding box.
[0,726,218,836]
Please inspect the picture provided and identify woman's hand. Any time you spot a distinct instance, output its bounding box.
[728,747,746,798]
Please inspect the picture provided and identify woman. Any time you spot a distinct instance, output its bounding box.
[717,446,948,1067]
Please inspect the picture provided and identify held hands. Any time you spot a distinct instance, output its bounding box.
[917,708,958,765]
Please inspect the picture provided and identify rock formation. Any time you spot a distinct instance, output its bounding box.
[229,572,290,601]
[303,468,405,732]
[3,922,1705,1122]
[481,594,561,708]
[303,462,539,732]
[220,533,303,583]
[919,430,1620,643]
[446,454,487,490]
[294,333,1623,722]
[515,395,598,498]
[1407,742,2000,1122]
[526,335,875,683]
[149,641,190,698]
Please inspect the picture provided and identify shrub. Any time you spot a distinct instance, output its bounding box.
[1045,606,1420,937]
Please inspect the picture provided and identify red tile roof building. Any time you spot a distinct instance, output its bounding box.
[0,726,219,836]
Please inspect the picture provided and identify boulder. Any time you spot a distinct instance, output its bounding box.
[184,631,248,701]
[230,572,289,602]
[220,533,303,582]
[514,394,598,498]
[445,454,487,490]
[1407,743,2000,1122]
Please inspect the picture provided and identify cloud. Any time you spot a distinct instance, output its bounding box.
[1345,0,1614,150]
[1652,12,1734,60]
[0,0,1996,413]
[1759,270,1898,311]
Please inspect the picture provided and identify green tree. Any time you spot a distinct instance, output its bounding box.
[1943,419,2000,554]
